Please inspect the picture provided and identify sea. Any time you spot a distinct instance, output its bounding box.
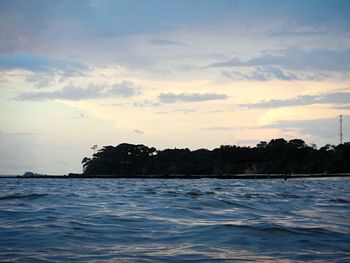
[0,177,349,262]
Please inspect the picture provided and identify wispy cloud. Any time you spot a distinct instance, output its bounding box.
[16,81,140,101]
[334,105,350,110]
[108,81,140,97]
[133,129,144,135]
[133,100,161,107]
[159,92,228,103]
[239,91,350,109]
[270,26,325,37]
[149,38,186,46]
[209,48,350,72]
[25,74,57,89]
[222,66,304,81]
[0,53,86,72]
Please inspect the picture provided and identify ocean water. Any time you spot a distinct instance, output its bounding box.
[0,178,349,262]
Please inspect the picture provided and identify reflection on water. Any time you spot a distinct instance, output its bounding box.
[0,178,350,262]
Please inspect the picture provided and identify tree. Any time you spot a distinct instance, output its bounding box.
[80,139,350,176]
[289,139,306,149]
[91,145,98,154]
[257,141,267,148]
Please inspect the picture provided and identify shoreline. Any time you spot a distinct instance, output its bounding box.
[1,173,350,179]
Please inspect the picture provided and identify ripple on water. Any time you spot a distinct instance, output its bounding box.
[0,178,349,262]
[0,193,49,201]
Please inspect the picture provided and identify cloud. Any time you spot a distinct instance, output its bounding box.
[16,81,140,101]
[222,66,302,81]
[0,1,239,43]
[108,81,141,97]
[270,27,325,37]
[149,38,185,46]
[159,92,228,103]
[239,92,350,109]
[2,0,349,44]
[223,66,330,81]
[25,74,56,88]
[208,48,350,72]
[133,129,144,135]
[133,100,161,107]
[334,105,350,110]
[0,52,86,72]
[0,1,57,53]
[17,85,100,101]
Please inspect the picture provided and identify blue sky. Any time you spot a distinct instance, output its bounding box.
[0,0,349,174]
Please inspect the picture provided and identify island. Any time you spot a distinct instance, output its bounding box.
[75,138,350,179]
[2,138,348,180]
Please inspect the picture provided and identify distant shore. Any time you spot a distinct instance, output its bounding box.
[1,173,350,179]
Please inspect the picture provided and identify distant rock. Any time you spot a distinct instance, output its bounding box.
[22,171,47,177]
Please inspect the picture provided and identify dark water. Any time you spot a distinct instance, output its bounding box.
[1,178,350,262]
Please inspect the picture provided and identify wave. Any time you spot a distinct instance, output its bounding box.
[0,193,48,201]
[186,191,203,197]
[214,223,345,237]
[329,198,349,203]
[219,199,254,209]
[1,178,349,262]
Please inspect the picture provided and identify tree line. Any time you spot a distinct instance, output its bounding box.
[81,138,350,176]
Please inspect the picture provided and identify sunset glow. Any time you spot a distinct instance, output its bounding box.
[1,0,349,174]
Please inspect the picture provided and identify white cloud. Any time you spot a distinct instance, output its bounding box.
[239,91,350,109]
[209,48,350,72]
[16,81,141,101]
[159,92,228,103]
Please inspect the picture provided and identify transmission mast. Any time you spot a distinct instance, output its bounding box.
[339,115,343,144]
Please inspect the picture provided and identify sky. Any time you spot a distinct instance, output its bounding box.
[0,0,350,175]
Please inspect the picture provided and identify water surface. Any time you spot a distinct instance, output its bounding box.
[1,178,349,262]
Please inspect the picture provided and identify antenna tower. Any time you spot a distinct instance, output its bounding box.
[339,115,343,144]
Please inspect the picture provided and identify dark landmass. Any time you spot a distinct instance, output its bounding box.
[2,138,349,180]
[80,138,350,177]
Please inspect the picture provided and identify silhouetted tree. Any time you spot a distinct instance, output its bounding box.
[81,139,350,176]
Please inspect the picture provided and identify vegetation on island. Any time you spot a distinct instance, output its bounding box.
[81,139,350,176]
